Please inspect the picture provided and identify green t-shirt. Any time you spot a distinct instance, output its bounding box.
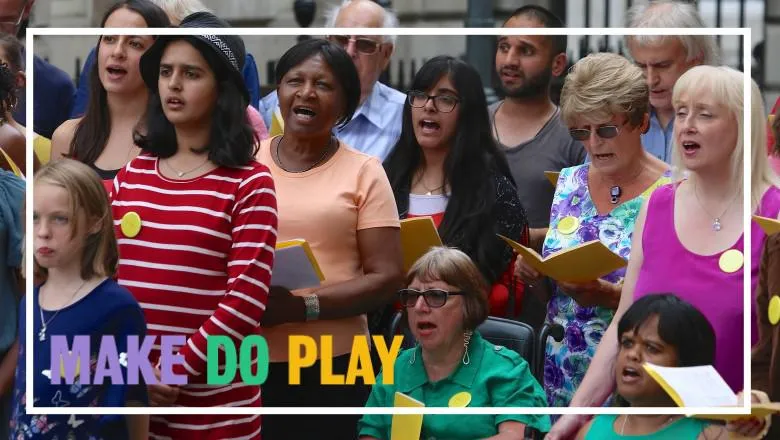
[358,332,550,439]
[585,415,712,439]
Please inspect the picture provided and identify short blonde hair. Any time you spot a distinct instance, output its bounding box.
[560,52,649,128]
[405,247,488,331]
[33,159,118,282]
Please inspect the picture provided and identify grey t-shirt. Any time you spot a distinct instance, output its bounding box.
[489,101,586,228]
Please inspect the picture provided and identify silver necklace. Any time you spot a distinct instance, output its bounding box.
[38,280,88,342]
[275,135,334,173]
[692,181,740,232]
[164,156,211,178]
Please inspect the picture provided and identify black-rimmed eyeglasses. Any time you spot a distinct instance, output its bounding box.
[398,288,464,308]
[407,91,460,113]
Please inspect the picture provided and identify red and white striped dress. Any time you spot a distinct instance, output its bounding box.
[111,154,277,439]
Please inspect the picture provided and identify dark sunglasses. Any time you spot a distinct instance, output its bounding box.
[398,288,464,308]
[569,125,621,141]
[407,91,460,113]
[328,35,382,55]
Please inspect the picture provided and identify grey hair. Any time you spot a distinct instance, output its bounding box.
[625,0,719,65]
[149,0,212,24]
[323,0,399,45]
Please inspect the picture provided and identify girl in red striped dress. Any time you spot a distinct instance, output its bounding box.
[110,12,277,440]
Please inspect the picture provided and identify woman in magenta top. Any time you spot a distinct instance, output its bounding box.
[548,66,779,437]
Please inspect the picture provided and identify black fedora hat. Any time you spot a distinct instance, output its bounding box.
[139,11,249,103]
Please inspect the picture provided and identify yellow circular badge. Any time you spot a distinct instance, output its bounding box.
[769,296,780,326]
[718,249,744,274]
[120,212,142,238]
[448,392,472,408]
[557,216,579,235]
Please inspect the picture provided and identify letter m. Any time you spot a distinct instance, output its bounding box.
[50,335,91,385]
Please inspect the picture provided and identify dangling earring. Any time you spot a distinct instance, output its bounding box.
[462,330,473,365]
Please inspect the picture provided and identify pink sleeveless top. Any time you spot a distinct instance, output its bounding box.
[634,183,780,392]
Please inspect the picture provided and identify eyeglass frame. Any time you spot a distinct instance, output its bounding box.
[327,35,385,55]
[0,1,26,35]
[398,288,465,308]
[406,91,461,113]
[568,118,632,142]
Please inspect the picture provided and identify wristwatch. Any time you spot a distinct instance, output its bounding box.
[303,294,320,321]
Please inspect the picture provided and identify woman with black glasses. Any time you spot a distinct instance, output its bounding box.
[383,56,528,320]
[359,246,549,440]
[513,53,669,409]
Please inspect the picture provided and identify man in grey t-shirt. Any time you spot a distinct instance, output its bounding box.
[491,6,586,329]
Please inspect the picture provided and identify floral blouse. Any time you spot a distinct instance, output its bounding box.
[541,164,669,408]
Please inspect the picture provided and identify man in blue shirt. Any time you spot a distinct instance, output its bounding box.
[260,0,404,161]
[625,0,717,164]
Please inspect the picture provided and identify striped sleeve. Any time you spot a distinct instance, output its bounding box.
[172,167,278,377]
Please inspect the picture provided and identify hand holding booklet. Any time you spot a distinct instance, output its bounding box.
[498,235,627,283]
[643,363,780,421]
[270,239,324,290]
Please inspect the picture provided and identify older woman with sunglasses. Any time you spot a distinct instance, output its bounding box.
[359,247,549,440]
[513,53,669,409]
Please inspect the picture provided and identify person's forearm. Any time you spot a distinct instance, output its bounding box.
[315,271,404,321]
[126,414,149,440]
[0,340,18,396]
[529,227,548,251]
[569,324,618,407]
[482,428,525,440]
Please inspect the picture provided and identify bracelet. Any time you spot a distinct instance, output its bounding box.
[303,294,320,321]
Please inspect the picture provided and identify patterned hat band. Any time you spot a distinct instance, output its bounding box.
[201,34,239,71]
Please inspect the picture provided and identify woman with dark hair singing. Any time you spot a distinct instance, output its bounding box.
[51,0,170,190]
[383,55,528,317]
[256,38,403,439]
[110,12,277,440]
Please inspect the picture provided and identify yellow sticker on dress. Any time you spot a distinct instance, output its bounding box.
[448,391,472,407]
[718,249,743,274]
[769,296,780,326]
[557,216,579,235]
[120,212,142,238]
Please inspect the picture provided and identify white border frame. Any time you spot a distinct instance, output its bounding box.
[25,26,752,416]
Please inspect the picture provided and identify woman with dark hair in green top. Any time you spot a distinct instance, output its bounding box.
[358,247,549,440]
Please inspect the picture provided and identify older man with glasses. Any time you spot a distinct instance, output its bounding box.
[260,0,405,161]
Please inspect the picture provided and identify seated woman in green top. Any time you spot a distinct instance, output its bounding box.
[358,247,549,440]
[576,294,726,439]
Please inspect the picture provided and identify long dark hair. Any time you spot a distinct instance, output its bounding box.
[384,56,515,282]
[133,38,257,166]
[69,0,170,165]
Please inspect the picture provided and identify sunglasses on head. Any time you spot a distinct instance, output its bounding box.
[569,125,621,141]
[328,35,382,55]
[398,288,464,308]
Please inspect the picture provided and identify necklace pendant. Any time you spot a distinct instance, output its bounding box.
[177,171,184,177]
[713,218,722,232]
[38,326,46,342]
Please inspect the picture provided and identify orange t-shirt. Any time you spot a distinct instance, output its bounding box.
[257,137,400,361]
